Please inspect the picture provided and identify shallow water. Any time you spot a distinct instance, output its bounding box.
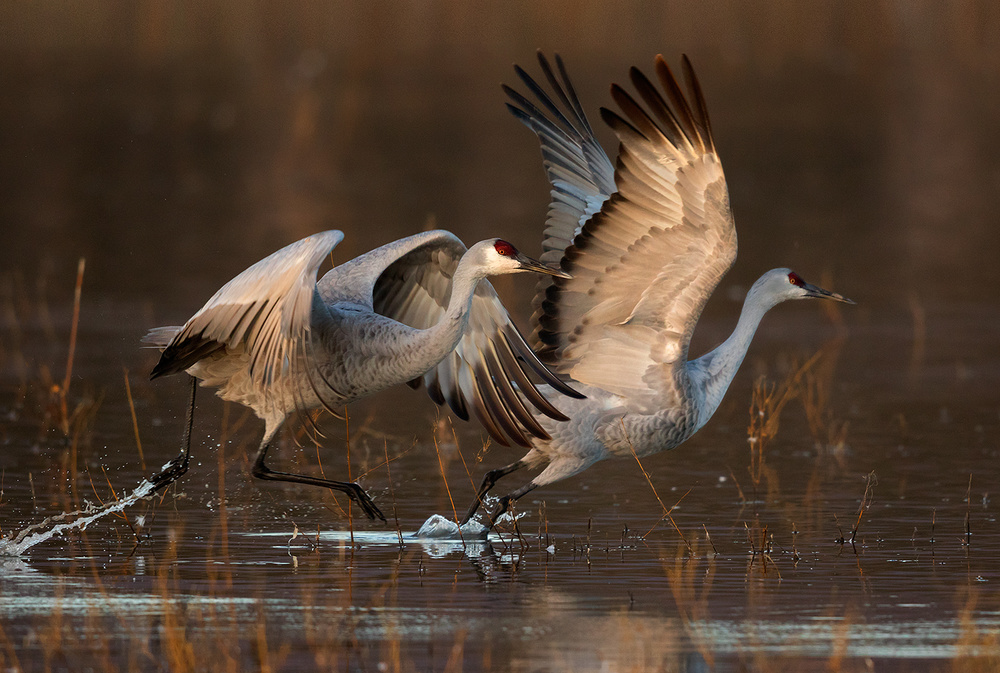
[2,2,1000,672]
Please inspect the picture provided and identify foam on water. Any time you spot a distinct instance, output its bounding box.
[414,514,488,540]
[0,479,156,557]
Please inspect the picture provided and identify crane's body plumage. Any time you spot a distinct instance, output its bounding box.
[464,53,852,524]
[145,228,576,520]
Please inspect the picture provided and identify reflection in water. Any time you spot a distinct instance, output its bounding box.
[2,1,1000,671]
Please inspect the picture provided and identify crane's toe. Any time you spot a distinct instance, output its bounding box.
[347,483,386,522]
[148,451,192,492]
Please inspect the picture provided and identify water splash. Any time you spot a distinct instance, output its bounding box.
[0,479,156,557]
[415,514,488,540]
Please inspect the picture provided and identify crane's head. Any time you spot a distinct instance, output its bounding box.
[755,268,854,306]
[471,239,571,278]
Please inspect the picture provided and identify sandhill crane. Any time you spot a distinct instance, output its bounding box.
[462,53,853,526]
[143,229,578,521]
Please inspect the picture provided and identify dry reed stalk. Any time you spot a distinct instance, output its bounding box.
[383,439,404,545]
[702,524,718,555]
[850,471,876,547]
[58,257,85,436]
[91,463,137,534]
[123,367,146,470]
[447,418,480,494]
[747,378,780,502]
[616,418,692,549]
[965,474,973,547]
[728,466,747,504]
[433,433,460,527]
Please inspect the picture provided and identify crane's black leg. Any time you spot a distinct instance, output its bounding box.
[487,481,538,530]
[149,376,197,491]
[251,434,386,522]
[460,458,529,525]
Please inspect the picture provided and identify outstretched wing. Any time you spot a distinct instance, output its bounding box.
[504,52,616,357]
[367,230,581,449]
[146,230,344,390]
[512,55,736,412]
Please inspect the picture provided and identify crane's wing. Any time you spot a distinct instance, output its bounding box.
[145,230,344,390]
[505,52,617,262]
[367,230,581,449]
[512,55,736,412]
[504,52,616,357]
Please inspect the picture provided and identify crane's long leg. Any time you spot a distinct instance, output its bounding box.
[149,375,197,491]
[460,457,530,525]
[484,454,598,529]
[251,430,386,522]
[487,482,538,529]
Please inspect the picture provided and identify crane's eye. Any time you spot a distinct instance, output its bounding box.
[494,240,517,256]
[788,272,805,287]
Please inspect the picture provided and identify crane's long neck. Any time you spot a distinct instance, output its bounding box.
[409,254,486,366]
[690,284,779,428]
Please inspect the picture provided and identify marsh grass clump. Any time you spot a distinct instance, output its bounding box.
[745,337,853,503]
[800,339,851,460]
[1,258,101,447]
[745,352,817,504]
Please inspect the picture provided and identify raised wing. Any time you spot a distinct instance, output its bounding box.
[505,52,617,262]
[504,52,617,359]
[512,55,736,411]
[146,230,344,389]
[370,230,581,449]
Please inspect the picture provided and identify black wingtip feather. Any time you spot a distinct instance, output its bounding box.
[628,65,686,150]
[652,55,703,152]
[599,106,643,142]
[150,336,224,380]
[505,102,532,126]
[680,55,715,153]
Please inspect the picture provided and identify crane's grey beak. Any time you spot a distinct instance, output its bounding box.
[514,252,572,279]
[803,282,855,305]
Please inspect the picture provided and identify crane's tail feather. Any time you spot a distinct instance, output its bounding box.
[141,326,182,348]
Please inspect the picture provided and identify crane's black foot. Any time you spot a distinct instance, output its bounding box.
[487,495,516,529]
[343,482,386,522]
[465,467,503,522]
[462,460,528,525]
[148,450,191,492]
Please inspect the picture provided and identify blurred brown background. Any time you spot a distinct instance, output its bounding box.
[3,1,999,315]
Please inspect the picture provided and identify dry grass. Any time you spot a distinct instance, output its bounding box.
[744,353,815,505]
